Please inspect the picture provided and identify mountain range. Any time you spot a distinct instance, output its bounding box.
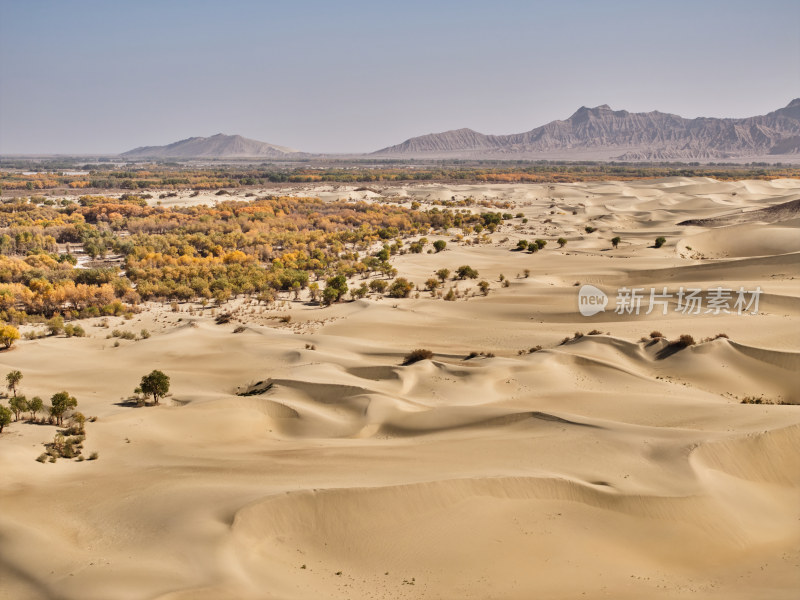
[120,100,800,161]
[372,99,800,160]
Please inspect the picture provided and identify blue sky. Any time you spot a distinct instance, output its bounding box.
[0,0,798,154]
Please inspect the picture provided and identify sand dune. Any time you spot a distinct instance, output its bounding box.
[1,177,799,599]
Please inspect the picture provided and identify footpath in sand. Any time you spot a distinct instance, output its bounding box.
[0,177,799,599]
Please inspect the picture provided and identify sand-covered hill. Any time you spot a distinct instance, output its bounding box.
[1,178,799,599]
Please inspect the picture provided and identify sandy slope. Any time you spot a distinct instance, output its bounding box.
[1,178,799,599]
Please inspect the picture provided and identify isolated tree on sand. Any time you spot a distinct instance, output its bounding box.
[0,324,20,349]
[50,391,78,426]
[611,236,621,249]
[140,370,170,405]
[557,237,567,248]
[0,404,11,433]
[6,370,21,397]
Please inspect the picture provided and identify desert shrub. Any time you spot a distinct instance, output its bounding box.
[516,240,529,250]
[88,451,99,460]
[140,329,150,339]
[433,240,447,252]
[649,331,664,339]
[611,236,621,248]
[534,239,547,250]
[456,265,478,279]
[388,278,413,298]
[584,226,596,233]
[215,313,232,324]
[36,453,47,463]
[435,268,450,282]
[478,281,490,295]
[655,236,666,248]
[523,269,530,278]
[557,238,567,248]
[233,325,246,333]
[587,329,603,335]
[443,288,456,301]
[670,334,695,349]
[402,349,433,365]
[368,279,388,294]
[529,345,542,353]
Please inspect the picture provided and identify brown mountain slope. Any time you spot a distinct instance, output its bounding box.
[374,99,800,160]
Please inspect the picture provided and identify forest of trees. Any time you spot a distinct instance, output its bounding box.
[0,193,501,323]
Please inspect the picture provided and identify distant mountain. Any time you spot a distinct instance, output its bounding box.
[121,134,302,159]
[373,99,800,160]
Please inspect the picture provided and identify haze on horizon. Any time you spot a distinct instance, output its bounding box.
[0,0,798,155]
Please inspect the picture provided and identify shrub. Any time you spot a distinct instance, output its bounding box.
[670,334,695,349]
[557,238,567,248]
[655,236,667,248]
[425,278,440,293]
[516,240,529,250]
[456,265,478,279]
[611,236,621,248]
[140,329,151,339]
[443,288,456,301]
[478,281,490,295]
[435,268,450,282]
[433,240,447,252]
[523,269,530,278]
[649,331,664,339]
[388,278,414,298]
[529,345,543,353]
[215,313,232,324]
[402,349,433,365]
[88,451,99,460]
[369,279,388,294]
[233,325,246,333]
[584,226,597,233]
[587,329,603,335]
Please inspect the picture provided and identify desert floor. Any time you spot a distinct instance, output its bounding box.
[1,177,799,599]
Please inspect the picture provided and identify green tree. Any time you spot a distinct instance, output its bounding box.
[534,239,547,250]
[0,404,11,433]
[557,237,567,248]
[478,280,490,295]
[516,240,529,250]
[433,240,447,253]
[140,370,170,405]
[436,268,450,282]
[9,395,28,421]
[323,274,348,305]
[655,236,666,248]
[28,396,43,421]
[611,236,621,248]
[50,391,78,426]
[6,370,22,397]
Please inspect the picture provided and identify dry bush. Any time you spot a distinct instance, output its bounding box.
[670,334,695,349]
[402,349,434,365]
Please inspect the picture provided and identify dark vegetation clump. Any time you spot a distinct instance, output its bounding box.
[402,349,434,365]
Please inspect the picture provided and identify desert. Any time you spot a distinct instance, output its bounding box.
[0,176,798,599]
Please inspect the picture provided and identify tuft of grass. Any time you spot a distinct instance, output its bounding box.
[403,349,433,365]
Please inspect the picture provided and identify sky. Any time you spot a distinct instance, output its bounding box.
[0,0,798,155]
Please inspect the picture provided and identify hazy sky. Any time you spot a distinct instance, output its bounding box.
[1,0,798,154]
